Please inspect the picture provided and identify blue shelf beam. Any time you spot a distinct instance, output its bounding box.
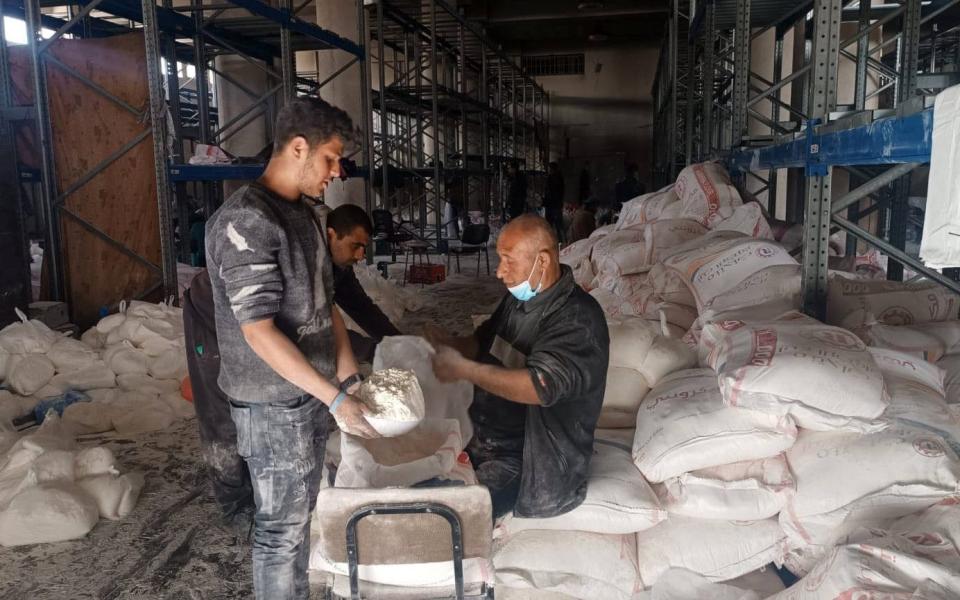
[168,164,375,182]
[227,0,363,58]
[74,0,362,61]
[169,164,265,182]
[728,108,933,171]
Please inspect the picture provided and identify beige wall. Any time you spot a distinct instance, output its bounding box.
[534,46,658,190]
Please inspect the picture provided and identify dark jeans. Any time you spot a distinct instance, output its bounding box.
[230,396,331,600]
[466,436,522,519]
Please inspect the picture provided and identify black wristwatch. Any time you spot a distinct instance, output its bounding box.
[339,373,365,392]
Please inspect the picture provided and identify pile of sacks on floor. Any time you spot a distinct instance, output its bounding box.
[0,300,193,436]
[489,161,960,599]
[0,412,144,547]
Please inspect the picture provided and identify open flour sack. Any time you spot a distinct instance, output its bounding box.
[352,368,425,438]
[703,315,889,431]
[374,336,473,442]
[632,369,797,483]
[336,418,475,488]
[496,440,666,535]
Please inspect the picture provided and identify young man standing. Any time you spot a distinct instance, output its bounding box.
[205,97,378,600]
[183,205,399,537]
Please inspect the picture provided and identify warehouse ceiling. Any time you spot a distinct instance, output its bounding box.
[460,0,669,52]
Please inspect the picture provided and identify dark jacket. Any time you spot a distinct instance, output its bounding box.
[470,265,610,518]
[332,265,401,341]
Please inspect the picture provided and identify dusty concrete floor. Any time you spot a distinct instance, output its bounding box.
[0,260,506,600]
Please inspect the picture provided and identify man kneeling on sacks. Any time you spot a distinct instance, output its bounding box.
[429,215,610,518]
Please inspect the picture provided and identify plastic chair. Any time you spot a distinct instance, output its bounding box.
[372,209,413,262]
[447,224,490,276]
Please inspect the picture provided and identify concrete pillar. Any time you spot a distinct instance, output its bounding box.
[314,0,365,208]
[215,54,271,198]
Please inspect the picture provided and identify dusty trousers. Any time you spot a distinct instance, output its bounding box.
[230,396,330,600]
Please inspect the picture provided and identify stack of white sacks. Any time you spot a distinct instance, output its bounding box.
[0,300,193,436]
[501,161,960,599]
[0,413,144,547]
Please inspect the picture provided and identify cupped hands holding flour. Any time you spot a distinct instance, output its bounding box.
[331,394,381,439]
[354,368,426,437]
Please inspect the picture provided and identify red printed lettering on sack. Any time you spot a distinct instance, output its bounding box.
[750,328,778,366]
[693,164,720,216]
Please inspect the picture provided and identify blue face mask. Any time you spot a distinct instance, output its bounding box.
[508,256,543,302]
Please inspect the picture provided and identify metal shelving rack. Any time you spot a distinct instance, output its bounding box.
[4,0,372,303]
[653,0,960,317]
[364,0,548,246]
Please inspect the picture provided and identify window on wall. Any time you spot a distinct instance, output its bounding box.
[3,16,56,45]
[522,53,585,77]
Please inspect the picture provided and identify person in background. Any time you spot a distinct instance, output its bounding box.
[428,215,609,519]
[614,163,644,210]
[507,160,528,220]
[544,162,565,241]
[578,160,591,204]
[566,199,597,243]
[205,96,379,600]
[184,204,400,534]
[444,171,464,240]
[326,204,403,363]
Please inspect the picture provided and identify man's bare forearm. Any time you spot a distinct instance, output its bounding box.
[458,359,540,405]
[442,334,480,360]
[241,318,341,404]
